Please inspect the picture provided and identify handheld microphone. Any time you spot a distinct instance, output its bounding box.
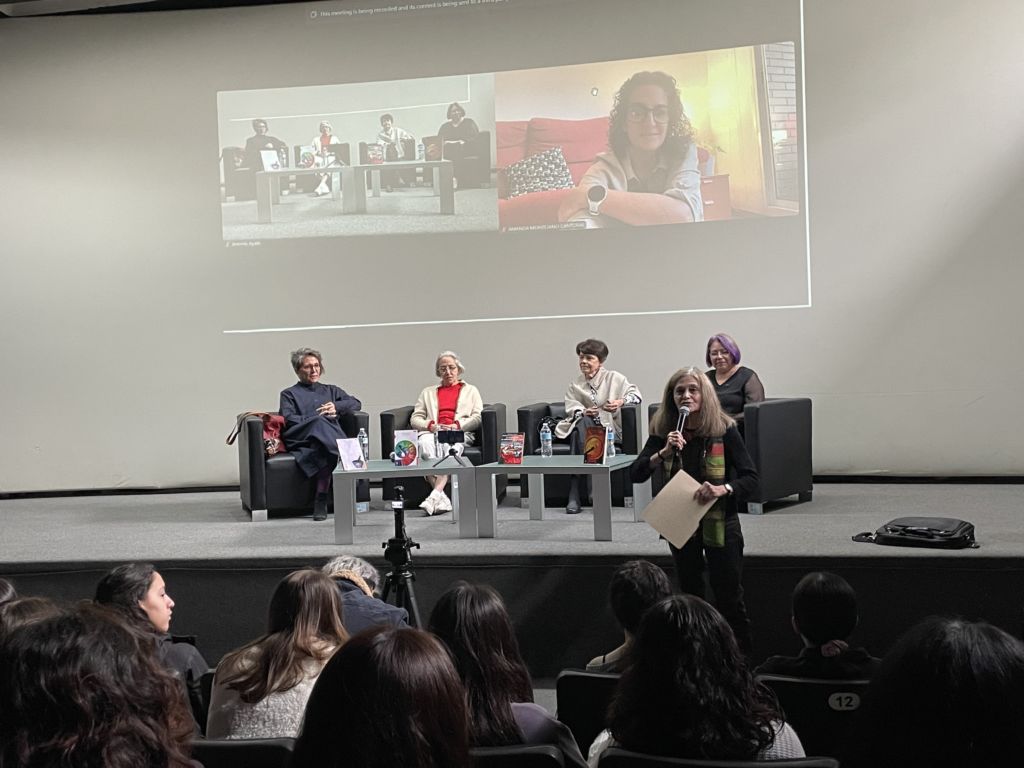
[676,406,690,433]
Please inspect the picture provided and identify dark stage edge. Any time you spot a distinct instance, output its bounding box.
[2,484,1022,677]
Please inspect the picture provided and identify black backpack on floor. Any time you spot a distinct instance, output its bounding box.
[853,516,979,549]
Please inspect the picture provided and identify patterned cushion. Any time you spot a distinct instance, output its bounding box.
[502,146,575,199]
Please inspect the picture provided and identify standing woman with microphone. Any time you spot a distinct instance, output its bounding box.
[630,367,759,652]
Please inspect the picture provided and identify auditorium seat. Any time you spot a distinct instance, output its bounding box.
[517,403,641,508]
[379,403,507,508]
[472,744,565,767]
[237,410,369,521]
[191,737,295,768]
[597,748,838,767]
[555,668,620,753]
[647,398,812,514]
[756,674,869,758]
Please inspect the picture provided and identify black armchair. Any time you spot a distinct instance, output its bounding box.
[646,398,812,514]
[379,403,507,508]
[237,410,369,521]
[517,403,641,507]
[423,130,492,188]
[555,669,620,754]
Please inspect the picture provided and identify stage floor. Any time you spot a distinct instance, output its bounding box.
[1,482,1021,566]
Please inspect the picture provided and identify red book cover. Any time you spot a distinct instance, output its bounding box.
[499,433,525,465]
[583,426,607,464]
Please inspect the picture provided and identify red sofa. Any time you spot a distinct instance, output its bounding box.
[496,116,730,229]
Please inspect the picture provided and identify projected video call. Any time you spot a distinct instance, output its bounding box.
[217,42,800,243]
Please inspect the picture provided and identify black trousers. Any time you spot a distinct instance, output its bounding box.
[669,514,752,653]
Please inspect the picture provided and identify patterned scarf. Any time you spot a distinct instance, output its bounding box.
[663,436,727,548]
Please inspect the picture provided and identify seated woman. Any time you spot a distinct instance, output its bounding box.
[409,350,483,516]
[705,332,765,431]
[629,367,758,652]
[280,347,362,521]
[292,625,471,768]
[556,338,641,514]
[429,581,587,768]
[588,594,804,765]
[377,112,415,191]
[558,70,702,228]
[0,603,196,768]
[437,102,480,187]
[842,617,1024,768]
[244,118,287,171]
[94,562,208,720]
[756,571,881,680]
[207,568,348,739]
[310,120,343,197]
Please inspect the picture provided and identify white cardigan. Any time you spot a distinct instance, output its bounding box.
[410,382,483,442]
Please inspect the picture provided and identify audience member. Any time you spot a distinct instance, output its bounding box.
[322,555,409,634]
[409,350,483,515]
[292,625,471,768]
[94,563,208,718]
[589,595,804,765]
[587,560,673,673]
[0,577,15,605]
[842,616,1024,768]
[757,571,881,680]
[0,603,196,768]
[557,338,642,514]
[0,595,62,637]
[429,581,587,768]
[207,568,348,739]
[280,346,362,521]
[630,368,759,652]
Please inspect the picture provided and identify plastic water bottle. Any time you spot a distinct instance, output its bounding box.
[357,428,369,462]
[606,425,616,458]
[417,142,425,161]
[540,423,553,458]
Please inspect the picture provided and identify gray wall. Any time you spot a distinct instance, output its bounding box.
[1,0,1022,492]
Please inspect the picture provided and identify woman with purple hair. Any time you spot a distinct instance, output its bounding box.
[705,333,764,432]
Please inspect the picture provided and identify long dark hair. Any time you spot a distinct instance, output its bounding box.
[608,70,695,164]
[292,626,471,768]
[0,603,195,768]
[94,562,158,633]
[608,594,780,760]
[428,581,534,746]
[217,568,348,703]
[842,616,1024,768]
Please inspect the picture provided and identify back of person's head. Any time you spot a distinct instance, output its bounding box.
[608,594,779,760]
[0,596,62,638]
[94,562,156,630]
[428,581,533,746]
[843,616,1024,768]
[609,560,673,635]
[221,568,348,703]
[0,602,194,768]
[792,571,858,646]
[293,626,471,768]
[322,554,381,594]
[0,578,16,605]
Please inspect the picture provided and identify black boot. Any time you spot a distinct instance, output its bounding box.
[313,492,329,521]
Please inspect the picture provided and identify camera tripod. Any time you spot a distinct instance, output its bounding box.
[380,485,423,627]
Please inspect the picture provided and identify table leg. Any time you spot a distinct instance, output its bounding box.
[439,163,455,214]
[475,473,496,538]
[632,479,652,523]
[333,473,356,545]
[331,169,342,201]
[370,169,381,197]
[256,173,272,223]
[271,175,281,205]
[528,474,544,520]
[341,167,366,214]
[593,471,613,541]
[454,468,477,538]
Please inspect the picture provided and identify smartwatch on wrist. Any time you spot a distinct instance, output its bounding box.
[587,184,607,215]
[724,483,734,495]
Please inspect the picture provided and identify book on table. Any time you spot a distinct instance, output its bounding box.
[499,433,525,465]
[583,425,607,465]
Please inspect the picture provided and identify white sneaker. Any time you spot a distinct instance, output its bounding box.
[419,492,438,516]
[435,492,453,514]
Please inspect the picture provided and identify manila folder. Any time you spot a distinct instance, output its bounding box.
[642,470,714,548]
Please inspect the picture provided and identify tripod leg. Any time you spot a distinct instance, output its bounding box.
[401,579,423,628]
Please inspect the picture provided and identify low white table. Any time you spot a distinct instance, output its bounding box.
[331,459,477,544]
[474,455,651,542]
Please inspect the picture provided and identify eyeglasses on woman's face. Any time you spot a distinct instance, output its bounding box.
[626,104,670,124]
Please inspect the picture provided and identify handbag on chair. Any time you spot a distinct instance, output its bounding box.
[226,412,287,457]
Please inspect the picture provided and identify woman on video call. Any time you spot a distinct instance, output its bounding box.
[558,70,703,227]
